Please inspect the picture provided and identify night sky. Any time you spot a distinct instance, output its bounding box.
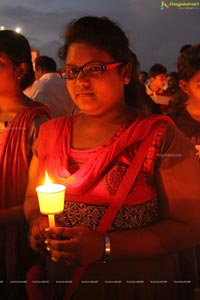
[1,0,200,72]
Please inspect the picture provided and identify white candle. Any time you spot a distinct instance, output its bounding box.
[36,175,66,227]
[48,214,55,228]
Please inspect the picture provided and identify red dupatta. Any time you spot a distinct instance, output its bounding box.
[38,113,173,202]
[0,102,51,209]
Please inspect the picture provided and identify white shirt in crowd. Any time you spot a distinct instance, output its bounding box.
[24,73,78,117]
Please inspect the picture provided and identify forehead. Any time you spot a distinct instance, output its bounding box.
[66,42,113,65]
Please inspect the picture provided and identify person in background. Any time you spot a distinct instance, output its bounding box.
[138,70,148,85]
[0,30,51,299]
[24,55,78,117]
[167,71,179,95]
[170,43,200,156]
[179,43,192,54]
[126,52,161,115]
[31,48,40,72]
[166,71,186,114]
[24,16,200,300]
[146,63,171,113]
[170,43,200,299]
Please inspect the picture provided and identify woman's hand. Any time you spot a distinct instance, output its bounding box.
[28,215,49,255]
[44,226,105,266]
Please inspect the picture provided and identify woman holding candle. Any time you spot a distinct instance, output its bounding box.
[0,30,51,298]
[24,17,200,300]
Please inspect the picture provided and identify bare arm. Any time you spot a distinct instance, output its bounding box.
[0,204,25,225]
[24,154,49,254]
[24,154,43,222]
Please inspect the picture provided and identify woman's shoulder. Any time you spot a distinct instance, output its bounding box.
[157,120,197,168]
[22,100,51,118]
[131,111,175,135]
[41,114,79,129]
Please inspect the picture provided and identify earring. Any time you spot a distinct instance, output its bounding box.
[124,77,130,84]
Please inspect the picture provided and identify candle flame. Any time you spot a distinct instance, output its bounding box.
[45,171,52,185]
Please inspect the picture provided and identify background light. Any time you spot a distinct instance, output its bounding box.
[15,27,22,33]
[0,26,5,30]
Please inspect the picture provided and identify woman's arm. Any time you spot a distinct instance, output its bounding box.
[0,204,25,225]
[24,154,49,254]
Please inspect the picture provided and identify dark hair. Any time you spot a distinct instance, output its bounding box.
[139,71,148,77]
[59,16,131,64]
[178,43,200,81]
[179,44,192,54]
[138,71,148,84]
[148,64,167,78]
[167,71,179,81]
[0,30,34,90]
[35,55,57,73]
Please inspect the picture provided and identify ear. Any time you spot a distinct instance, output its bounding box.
[179,79,189,94]
[121,62,132,85]
[16,62,28,80]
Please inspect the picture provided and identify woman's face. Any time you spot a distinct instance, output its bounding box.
[65,42,129,116]
[181,70,200,103]
[0,51,22,94]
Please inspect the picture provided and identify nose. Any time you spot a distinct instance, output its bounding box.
[76,68,88,81]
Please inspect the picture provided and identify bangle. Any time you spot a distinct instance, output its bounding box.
[102,234,111,263]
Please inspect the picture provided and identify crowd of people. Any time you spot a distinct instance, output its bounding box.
[0,15,200,300]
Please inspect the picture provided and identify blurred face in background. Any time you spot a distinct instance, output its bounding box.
[167,76,179,89]
[31,49,39,72]
[151,73,167,90]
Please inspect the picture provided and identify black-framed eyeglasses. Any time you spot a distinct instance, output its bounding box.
[59,62,123,80]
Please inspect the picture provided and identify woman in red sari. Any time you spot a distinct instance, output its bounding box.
[0,30,51,298]
[25,17,200,300]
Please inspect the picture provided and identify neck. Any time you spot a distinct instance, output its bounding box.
[0,91,30,120]
[79,105,134,127]
[186,100,200,120]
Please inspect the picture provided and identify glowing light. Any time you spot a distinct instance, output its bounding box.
[45,171,52,185]
[0,26,5,30]
[15,27,22,33]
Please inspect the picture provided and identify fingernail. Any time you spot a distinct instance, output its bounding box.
[44,240,48,244]
[46,246,51,252]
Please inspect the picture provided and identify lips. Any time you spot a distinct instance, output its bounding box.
[76,91,94,96]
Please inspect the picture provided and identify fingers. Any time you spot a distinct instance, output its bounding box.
[44,226,76,240]
[44,227,82,265]
[45,237,79,251]
[46,244,79,265]
[40,226,104,266]
[28,231,46,255]
[28,221,48,255]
